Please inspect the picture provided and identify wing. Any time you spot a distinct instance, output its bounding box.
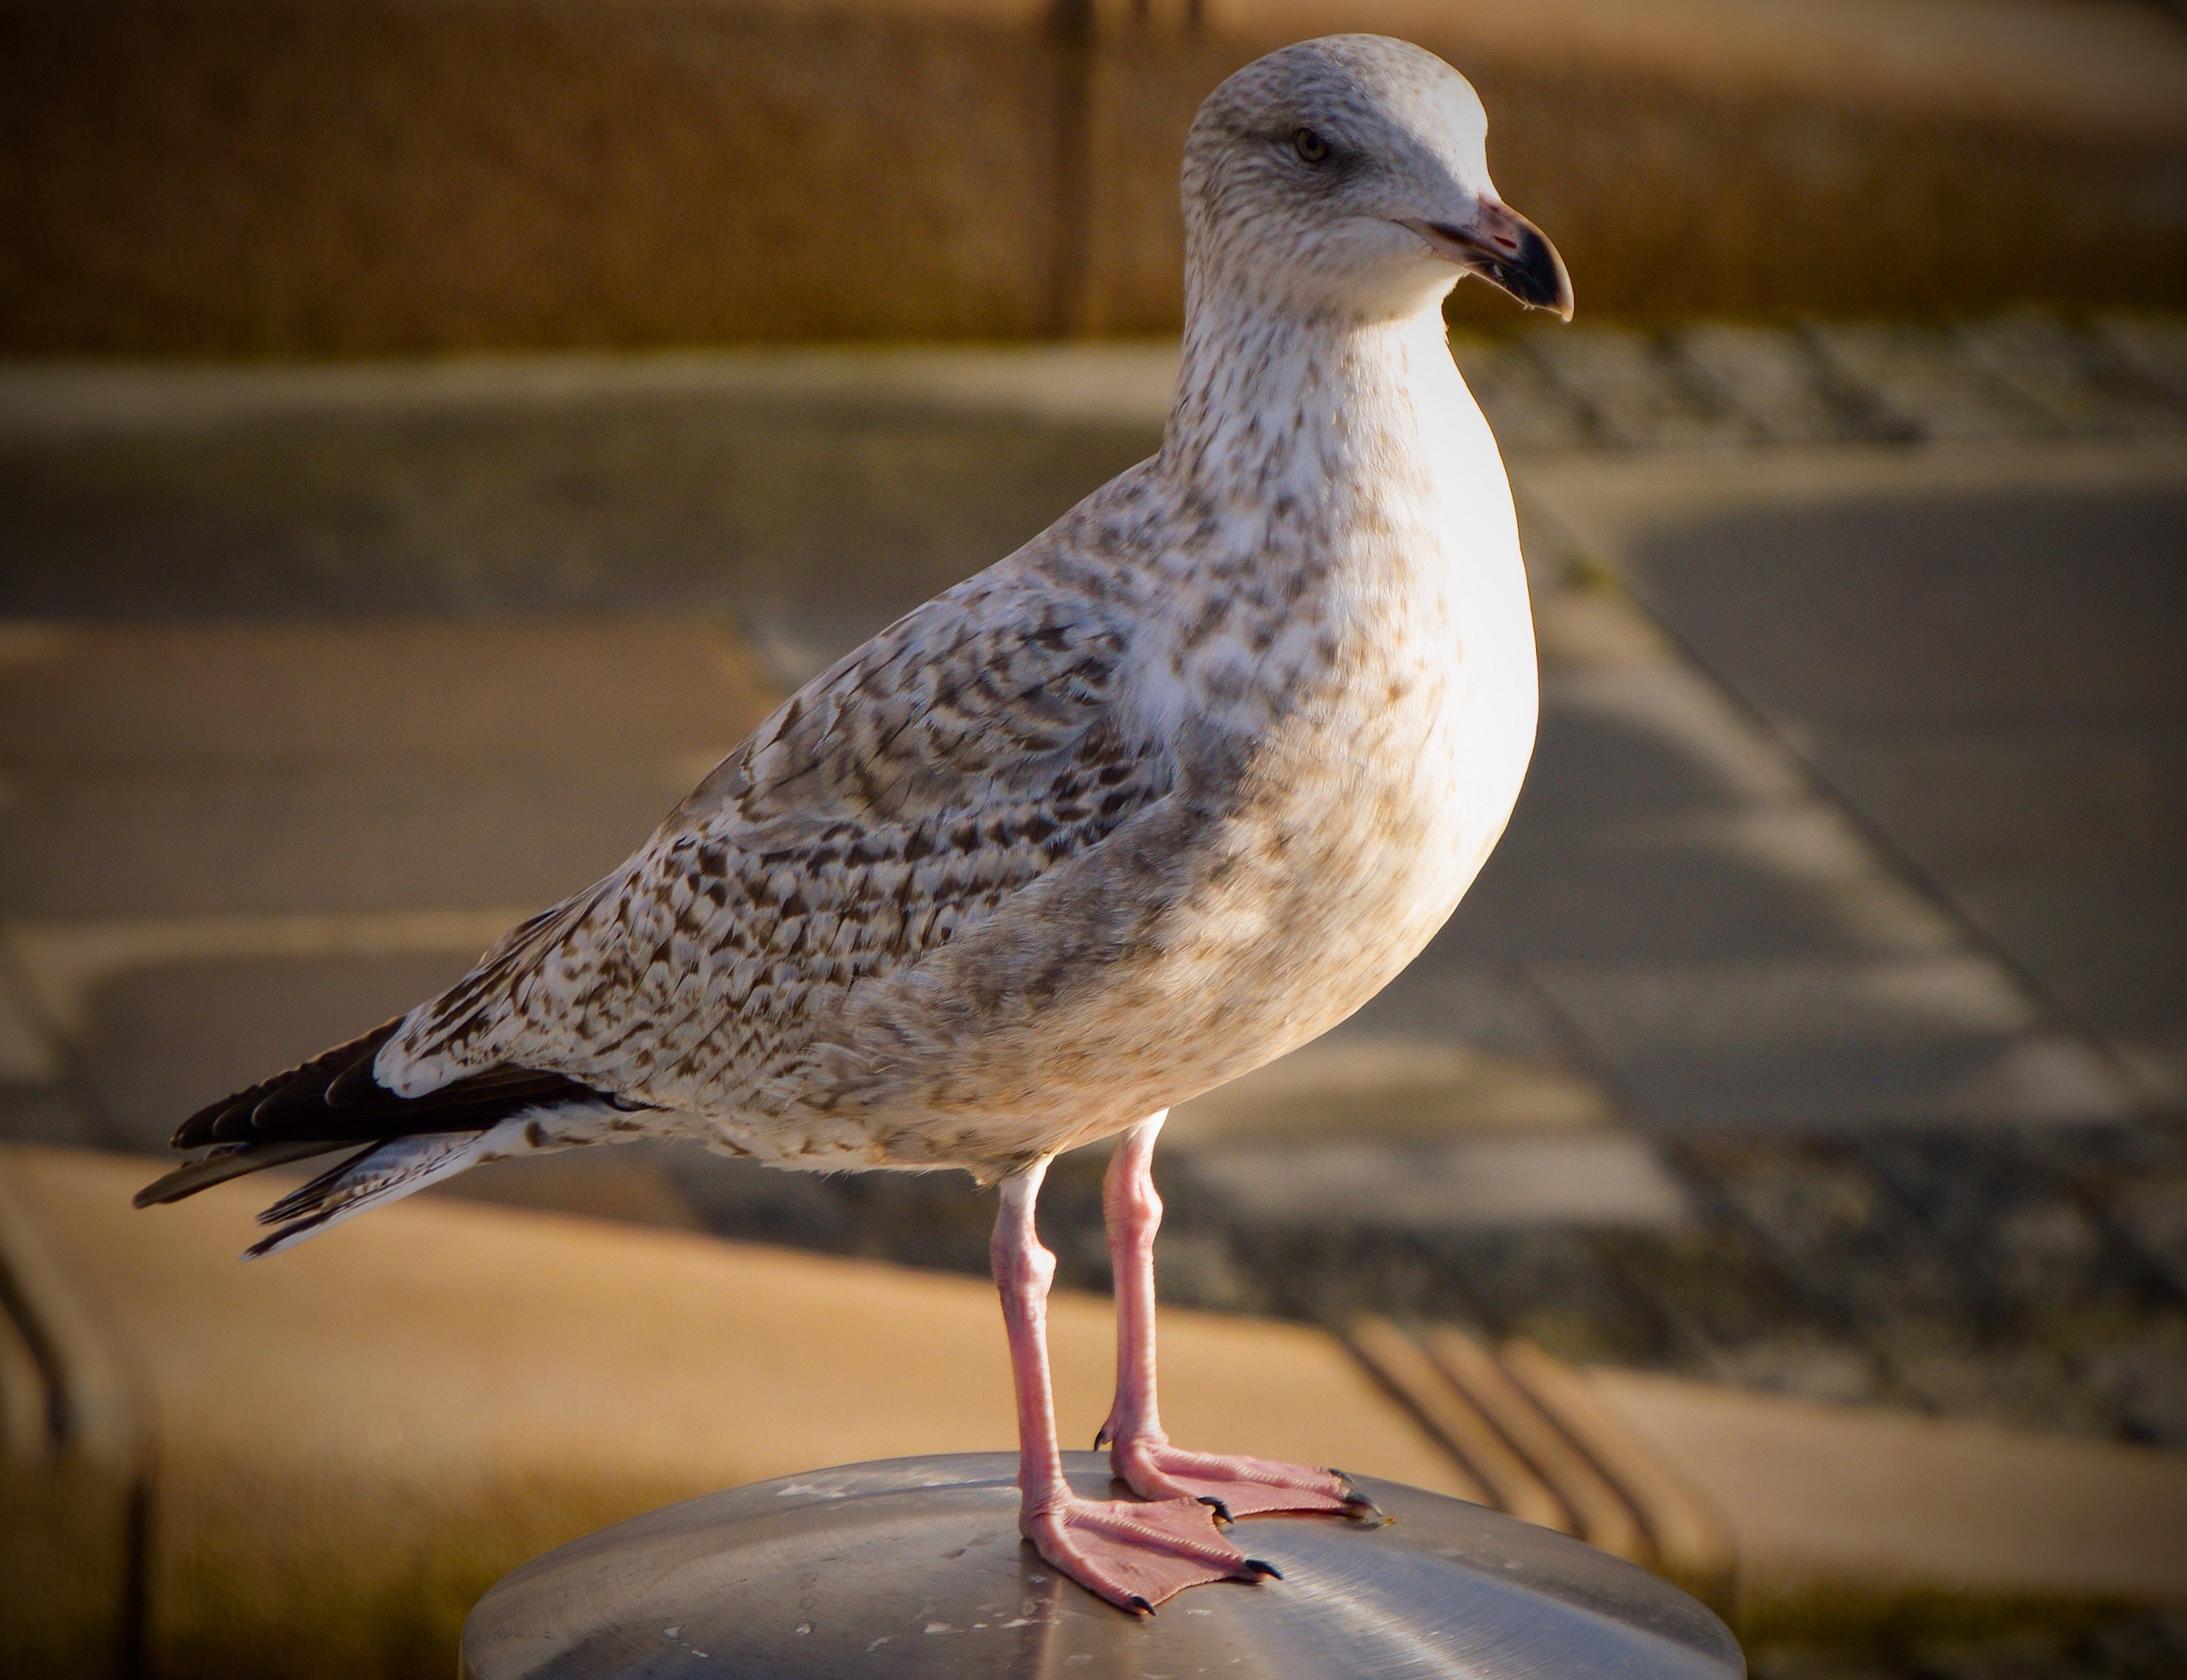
[374,564,1176,1108]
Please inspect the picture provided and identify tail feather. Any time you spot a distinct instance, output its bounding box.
[243,1125,524,1259]
[142,1018,648,1255]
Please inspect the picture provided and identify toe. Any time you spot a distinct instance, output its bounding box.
[1085,1500,1256,1571]
[1122,1446,1356,1518]
[1028,1496,1264,1614]
[1331,1467,1390,1524]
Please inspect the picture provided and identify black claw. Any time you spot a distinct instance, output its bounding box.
[1246,1559,1283,1580]
[1094,1425,1112,1450]
[1330,1467,1390,1525]
[1197,1494,1235,1524]
[1128,1594,1155,1617]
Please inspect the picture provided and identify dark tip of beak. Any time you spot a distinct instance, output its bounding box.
[1424,209,1575,322]
[1503,219,1575,322]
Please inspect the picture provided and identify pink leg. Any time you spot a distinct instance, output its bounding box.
[1096,1115,1374,1521]
[993,1156,1274,1614]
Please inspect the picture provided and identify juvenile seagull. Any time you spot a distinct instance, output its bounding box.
[140,34,1570,1612]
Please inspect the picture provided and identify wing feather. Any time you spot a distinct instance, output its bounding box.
[376,568,1173,1110]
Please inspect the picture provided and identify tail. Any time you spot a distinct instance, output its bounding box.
[135,1018,638,1257]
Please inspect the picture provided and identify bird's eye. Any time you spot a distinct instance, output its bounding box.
[1292,128,1329,165]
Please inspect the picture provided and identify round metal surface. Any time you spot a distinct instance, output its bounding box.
[463,1452,1744,1679]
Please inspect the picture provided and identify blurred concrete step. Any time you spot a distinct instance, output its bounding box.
[7,1144,2187,1677]
[0,1158,138,1679]
[0,1144,1467,1679]
[1350,1316,2187,1643]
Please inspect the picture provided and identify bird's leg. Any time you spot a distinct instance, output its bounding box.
[1095,1114,1372,1521]
[993,1156,1270,1614]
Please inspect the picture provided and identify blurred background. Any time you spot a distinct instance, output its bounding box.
[1,0,2184,1676]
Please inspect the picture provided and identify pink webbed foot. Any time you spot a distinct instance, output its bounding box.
[1024,1493,1280,1614]
[1103,1432,1383,1522]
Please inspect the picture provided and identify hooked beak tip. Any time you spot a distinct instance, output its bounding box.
[1407,207,1573,322]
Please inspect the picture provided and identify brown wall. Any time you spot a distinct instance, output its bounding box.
[1077,28,2187,335]
[1,0,2184,357]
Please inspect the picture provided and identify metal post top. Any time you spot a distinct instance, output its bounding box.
[463,1452,1743,1679]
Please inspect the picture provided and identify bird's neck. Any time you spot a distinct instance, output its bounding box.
[1127,283,1531,766]
[1157,291,1470,518]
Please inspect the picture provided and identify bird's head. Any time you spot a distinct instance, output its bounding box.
[1181,35,1573,327]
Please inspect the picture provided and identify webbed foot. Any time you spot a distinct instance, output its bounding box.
[1024,1492,1278,1613]
[1108,1437,1383,1522]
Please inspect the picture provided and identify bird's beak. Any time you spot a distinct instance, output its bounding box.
[1401,201,1574,321]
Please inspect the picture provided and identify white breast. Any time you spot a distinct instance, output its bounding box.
[1427,337,1540,848]
[1127,330,1539,1095]
[1354,329,1539,945]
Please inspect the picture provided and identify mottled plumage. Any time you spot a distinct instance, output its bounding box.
[143,32,1574,1612]
[147,33,1558,1231]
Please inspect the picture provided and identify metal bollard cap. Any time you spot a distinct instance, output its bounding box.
[463,1452,1743,1679]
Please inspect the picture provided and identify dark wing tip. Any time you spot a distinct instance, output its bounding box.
[135,1139,360,1208]
[169,1018,406,1152]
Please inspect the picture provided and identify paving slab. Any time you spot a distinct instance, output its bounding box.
[1534,957,2131,1132]
[1932,877,2184,1098]
[1443,812,1959,965]
[1805,325,2054,444]
[1619,476,2187,1112]
[1626,484,2187,723]
[0,376,1156,644]
[1670,326,1881,449]
[1957,314,2187,439]
[0,971,52,1084]
[0,619,774,914]
[3,766,696,921]
[2094,315,2187,410]
[1167,1030,1614,1144]
[1522,663,1807,821]
[1527,329,1754,453]
[1806,728,2187,877]
[0,1086,99,1151]
[0,618,767,765]
[1182,1135,1692,1232]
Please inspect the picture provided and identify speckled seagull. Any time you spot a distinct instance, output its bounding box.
[140,35,1570,1612]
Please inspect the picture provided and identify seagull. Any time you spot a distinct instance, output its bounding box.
[138,33,1571,1614]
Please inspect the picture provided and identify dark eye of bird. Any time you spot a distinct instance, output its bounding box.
[1292,127,1329,165]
